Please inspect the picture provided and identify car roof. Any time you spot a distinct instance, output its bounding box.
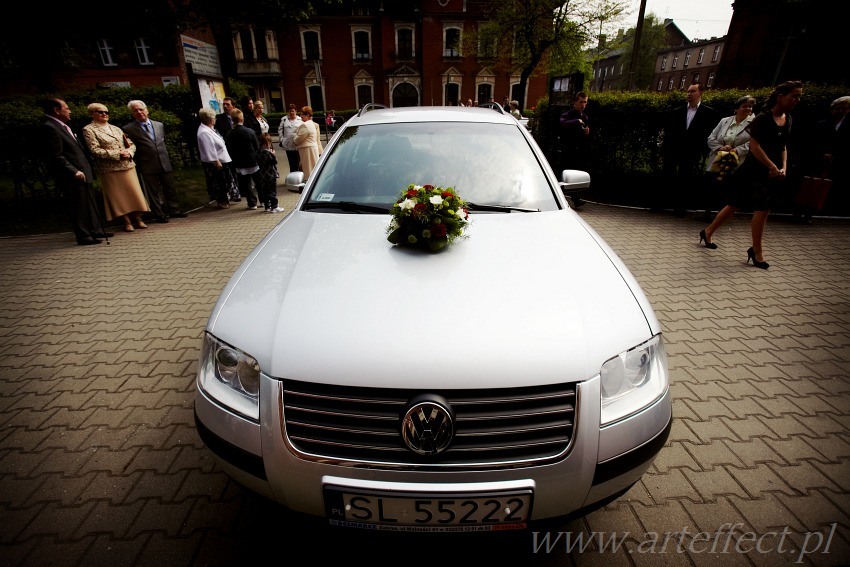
[344,105,519,127]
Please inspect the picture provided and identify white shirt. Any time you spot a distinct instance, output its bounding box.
[278,115,303,151]
[197,124,231,164]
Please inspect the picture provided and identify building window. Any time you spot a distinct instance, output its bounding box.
[660,55,667,70]
[668,77,674,90]
[478,33,495,58]
[97,39,116,67]
[134,38,153,66]
[445,82,459,106]
[672,54,679,69]
[693,73,700,84]
[308,84,325,112]
[397,27,414,58]
[238,29,255,60]
[444,27,461,57]
[303,30,321,61]
[353,30,370,60]
[707,72,715,88]
[697,48,705,64]
[684,51,691,67]
[657,78,663,91]
[679,75,687,89]
[712,45,721,62]
[477,83,492,104]
[356,84,373,107]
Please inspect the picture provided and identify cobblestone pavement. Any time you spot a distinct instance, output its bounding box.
[1,193,848,566]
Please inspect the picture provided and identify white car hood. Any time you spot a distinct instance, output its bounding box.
[209,210,653,389]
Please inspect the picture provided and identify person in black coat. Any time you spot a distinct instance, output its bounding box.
[241,96,263,137]
[559,91,592,207]
[40,98,110,245]
[661,82,719,215]
[225,109,261,209]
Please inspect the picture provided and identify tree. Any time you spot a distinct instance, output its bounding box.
[618,13,668,90]
[480,0,628,110]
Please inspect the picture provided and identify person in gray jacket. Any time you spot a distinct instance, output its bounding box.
[122,99,188,222]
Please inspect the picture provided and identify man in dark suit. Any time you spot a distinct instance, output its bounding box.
[40,98,111,245]
[225,109,260,209]
[122,99,188,222]
[559,91,593,208]
[214,97,240,203]
[661,82,719,215]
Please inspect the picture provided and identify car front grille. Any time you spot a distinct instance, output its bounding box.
[280,380,577,468]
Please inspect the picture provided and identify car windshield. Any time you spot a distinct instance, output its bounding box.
[305,122,558,212]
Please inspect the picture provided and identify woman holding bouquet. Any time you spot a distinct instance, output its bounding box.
[699,82,803,270]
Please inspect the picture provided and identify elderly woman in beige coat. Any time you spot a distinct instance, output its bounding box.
[82,102,150,232]
[293,105,323,178]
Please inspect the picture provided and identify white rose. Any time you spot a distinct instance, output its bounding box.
[399,199,416,210]
[429,195,444,206]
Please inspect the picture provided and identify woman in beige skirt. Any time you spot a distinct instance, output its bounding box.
[82,103,150,232]
[293,106,323,179]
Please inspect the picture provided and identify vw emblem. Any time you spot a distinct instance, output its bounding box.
[400,396,454,456]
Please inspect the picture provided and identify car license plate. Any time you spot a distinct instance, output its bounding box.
[324,487,532,532]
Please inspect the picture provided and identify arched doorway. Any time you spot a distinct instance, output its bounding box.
[392,83,418,107]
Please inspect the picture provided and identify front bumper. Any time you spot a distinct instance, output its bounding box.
[194,374,671,522]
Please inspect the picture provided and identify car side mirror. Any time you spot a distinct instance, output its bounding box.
[285,171,305,193]
[559,169,591,194]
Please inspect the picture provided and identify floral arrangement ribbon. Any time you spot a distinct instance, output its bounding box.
[387,184,469,252]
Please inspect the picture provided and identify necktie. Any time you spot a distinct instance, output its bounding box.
[143,122,154,140]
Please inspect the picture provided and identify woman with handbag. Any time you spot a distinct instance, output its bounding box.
[81,103,150,232]
[699,81,803,269]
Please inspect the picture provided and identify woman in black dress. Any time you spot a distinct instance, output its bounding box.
[700,80,803,269]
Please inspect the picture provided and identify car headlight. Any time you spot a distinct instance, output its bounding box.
[197,332,260,421]
[599,334,668,426]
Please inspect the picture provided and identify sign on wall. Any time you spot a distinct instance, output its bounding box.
[181,35,223,78]
[200,79,226,113]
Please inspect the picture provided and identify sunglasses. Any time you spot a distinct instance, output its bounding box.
[94,110,109,115]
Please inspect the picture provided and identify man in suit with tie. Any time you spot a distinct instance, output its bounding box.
[559,91,593,208]
[122,99,188,222]
[661,82,719,216]
[40,98,111,245]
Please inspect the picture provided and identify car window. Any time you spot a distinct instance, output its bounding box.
[307,122,558,211]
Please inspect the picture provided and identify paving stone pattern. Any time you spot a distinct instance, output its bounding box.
[0,197,848,566]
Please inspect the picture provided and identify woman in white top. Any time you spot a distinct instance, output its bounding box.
[277,104,303,175]
[253,101,269,135]
[197,107,234,208]
[293,106,323,179]
[706,95,756,173]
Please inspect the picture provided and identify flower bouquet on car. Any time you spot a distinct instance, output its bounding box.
[710,150,739,182]
[387,184,469,252]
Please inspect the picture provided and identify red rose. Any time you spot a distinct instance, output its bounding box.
[432,223,448,237]
[441,191,453,199]
[406,189,419,198]
[413,203,428,216]
[423,184,435,191]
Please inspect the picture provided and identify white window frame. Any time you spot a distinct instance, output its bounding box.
[712,45,721,62]
[134,38,153,66]
[684,51,691,67]
[707,72,715,88]
[697,48,705,64]
[660,55,667,70]
[668,77,675,90]
[351,26,371,60]
[679,75,687,89]
[672,54,679,69]
[97,39,116,67]
[443,24,462,57]
[300,26,323,61]
[394,24,415,58]
[657,78,663,91]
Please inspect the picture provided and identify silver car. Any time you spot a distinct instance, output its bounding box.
[194,105,671,532]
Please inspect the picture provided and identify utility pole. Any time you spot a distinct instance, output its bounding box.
[627,0,648,90]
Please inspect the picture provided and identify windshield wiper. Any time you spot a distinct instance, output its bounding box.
[465,202,539,213]
[303,201,390,214]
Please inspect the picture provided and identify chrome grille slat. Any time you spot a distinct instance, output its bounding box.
[281,380,577,467]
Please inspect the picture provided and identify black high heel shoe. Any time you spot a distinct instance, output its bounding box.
[699,230,717,249]
[746,247,769,269]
